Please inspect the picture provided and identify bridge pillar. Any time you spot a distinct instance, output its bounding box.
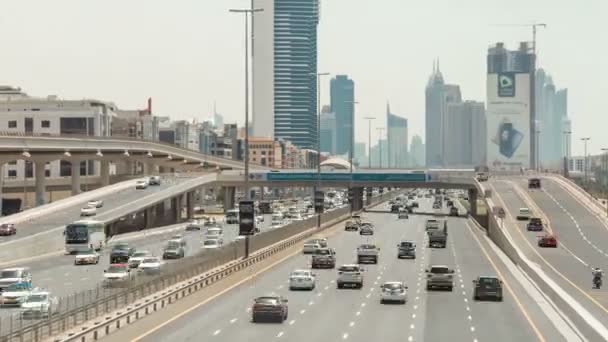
[186,191,194,220]
[352,187,364,211]
[34,160,46,206]
[155,202,166,225]
[172,195,183,223]
[125,160,134,175]
[468,189,478,217]
[365,187,373,205]
[71,161,81,195]
[144,207,154,228]
[100,160,110,186]
[143,162,156,176]
[222,186,236,211]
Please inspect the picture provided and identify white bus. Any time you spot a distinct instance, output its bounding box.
[65,220,105,253]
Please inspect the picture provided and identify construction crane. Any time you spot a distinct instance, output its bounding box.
[493,23,547,56]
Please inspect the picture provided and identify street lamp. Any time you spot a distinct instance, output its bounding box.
[581,137,591,184]
[563,131,572,175]
[311,72,330,229]
[363,117,375,168]
[535,130,541,172]
[344,100,358,213]
[376,127,385,168]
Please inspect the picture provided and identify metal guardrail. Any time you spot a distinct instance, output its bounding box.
[0,193,393,342]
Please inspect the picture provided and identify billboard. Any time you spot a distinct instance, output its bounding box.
[486,72,531,170]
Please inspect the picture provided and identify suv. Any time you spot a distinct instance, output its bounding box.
[398,209,409,219]
[251,295,288,323]
[20,290,58,319]
[163,241,185,259]
[311,248,336,269]
[357,244,379,264]
[0,223,16,236]
[0,267,32,292]
[337,264,364,289]
[527,217,544,231]
[517,208,531,221]
[473,276,503,301]
[426,265,454,291]
[428,230,447,248]
[149,175,161,185]
[359,225,374,235]
[397,241,416,259]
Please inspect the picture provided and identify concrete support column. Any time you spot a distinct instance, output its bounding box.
[468,189,478,217]
[100,161,110,186]
[71,161,81,195]
[172,195,183,223]
[222,186,236,211]
[0,163,4,216]
[352,187,364,211]
[144,207,154,228]
[34,160,46,206]
[125,160,134,175]
[365,187,373,205]
[186,191,194,220]
[143,162,155,176]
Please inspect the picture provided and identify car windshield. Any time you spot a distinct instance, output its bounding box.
[6,283,29,291]
[113,243,129,250]
[166,243,180,249]
[107,265,127,273]
[291,271,310,277]
[339,266,359,272]
[204,240,218,246]
[207,229,222,235]
[431,267,450,274]
[383,283,403,290]
[0,224,13,228]
[132,252,148,257]
[0,271,20,278]
[142,258,158,264]
[25,294,48,303]
[76,249,95,255]
[479,277,499,285]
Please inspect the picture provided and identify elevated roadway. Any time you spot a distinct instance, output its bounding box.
[488,175,608,331]
[104,199,573,342]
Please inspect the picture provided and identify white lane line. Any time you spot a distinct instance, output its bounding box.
[246,308,252,312]
[289,320,295,325]
[317,292,322,297]
[324,286,329,290]
[349,321,355,327]
[408,336,413,342]
[342,333,349,339]
[300,309,306,314]
[360,302,366,307]
[414,304,418,310]
[64,282,72,286]
[277,285,284,289]
[64,273,70,277]
[213,329,221,336]
[366,293,371,298]
[470,326,476,332]
[277,331,284,338]
[355,311,361,316]
[80,277,89,281]
[230,318,237,324]
[410,324,415,329]
[308,301,314,306]
[412,313,416,318]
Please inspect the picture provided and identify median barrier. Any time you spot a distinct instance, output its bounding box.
[0,192,395,342]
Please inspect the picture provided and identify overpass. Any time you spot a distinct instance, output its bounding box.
[0,134,261,206]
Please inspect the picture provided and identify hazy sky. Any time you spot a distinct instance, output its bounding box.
[2,0,606,155]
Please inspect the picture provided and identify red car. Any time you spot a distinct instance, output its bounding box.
[0,223,16,236]
[538,234,557,248]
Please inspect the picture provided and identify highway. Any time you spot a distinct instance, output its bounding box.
[488,176,608,330]
[105,198,566,342]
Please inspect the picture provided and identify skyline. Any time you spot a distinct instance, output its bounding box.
[2,0,607,155]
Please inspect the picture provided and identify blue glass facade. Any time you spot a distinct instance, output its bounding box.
[330,75,355,155]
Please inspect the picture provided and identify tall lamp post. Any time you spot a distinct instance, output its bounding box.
[376,127,385,168]
[581,137,591,184]
[563,130,572,175]
[345,100,358,213]
[535,129,541,172]
[229,6,263,259]
[311,72,330,228]
[363,117,376,168]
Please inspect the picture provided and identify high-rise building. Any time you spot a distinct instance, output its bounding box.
[330,75,355,156]
[386,103,408,168]
[444,101,486,167]
[320,105,337,154]
[425,61,461,167]
[409,135,425,167]
[213,102,224,130]
[252,0,319,149]
[536,69,569,169]
[354,142,367,167]
[370,139,388,168]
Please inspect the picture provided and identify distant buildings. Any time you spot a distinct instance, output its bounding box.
[386,103,408,168]
[354,142,367,167]
[252,0,320,149]
[444,101,486,167]
[330,75,355,156]
[409,135,425,167]
[320,105,337,154]
[536,69,570,169]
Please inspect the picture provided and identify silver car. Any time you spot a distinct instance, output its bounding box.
[426,265,454,291]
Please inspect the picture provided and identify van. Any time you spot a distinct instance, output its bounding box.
[516,208,531,221]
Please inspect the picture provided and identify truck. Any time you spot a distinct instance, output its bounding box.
[357,244,379,264]
[428,230,447,248]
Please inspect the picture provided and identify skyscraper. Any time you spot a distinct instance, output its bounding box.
[252,0,319,149]
[330,75,355,156]
[444,101,486,167]
[320,106,337,154]
[386,102,408,168]
[536,69,569,168]
[354,142,367,167]
[409,135,425,167]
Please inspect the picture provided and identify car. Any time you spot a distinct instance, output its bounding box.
[185,220,202,231]
[309,238,328,248]
[0,223,16,236]
[527,217,544,231]
[432,202,441,209]
[345,220,359,231]
[359,225,374,235]
[516,207,531,221]
[311,248,336,269]
[74,248,100,265]
[538,234,558,248]
[205,228,224,242]
[170,235,187,247]
[380,281,408,304]
[138,257,162,274]
[391,204,402,213]
[103,264,133,285]
[398,209,409,219]
[302,242,321,254]
[128,250,153,268]
[411,201,419,208]
[203,239,223,249]
[148,175,161,185]
[426,265,454,291]
[0,282,33,306]
[163,241,185,259]
[0,267,32,291]
[397,241,416,259]
[357,244,380,264]
[289,269,316,290]
[428,230,447,248]
[20,290,58,319]
[337,264,364,289]
[87,200,104,208]
[80,205,97,217]
[251,295,288,323]
[449,206,459,216]
[528,178,541,189]
[473,276,503,301]
[135,179,149,189]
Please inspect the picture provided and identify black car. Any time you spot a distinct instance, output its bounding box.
[391,204,401,213]
[251,296,288,323]
[449,207,459,216]
[473,276,503,301]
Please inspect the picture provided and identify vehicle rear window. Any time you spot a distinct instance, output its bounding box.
[255,297,279,304]
[360,244,376,249]
[430,267,450,274]
[479,277,499,285]
[315,249,330,255]
[0,271,20,278]
[383,283,403,290]
[142,258,158,264]
[400,242,413,247]
[203,240,218,246]
[339,266,359,272]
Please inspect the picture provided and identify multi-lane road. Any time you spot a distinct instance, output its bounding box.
[104,198,571,342]
[489,176,608,331]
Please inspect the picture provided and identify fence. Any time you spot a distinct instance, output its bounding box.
[0,192,392,342]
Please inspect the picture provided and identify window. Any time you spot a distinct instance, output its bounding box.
[45,169,50,177]
[8,161,17,165]
[41,120,50,128]
[7,170,17,177]
[8,121,17,128]
[25,161,33,178]
[261,151,266,155]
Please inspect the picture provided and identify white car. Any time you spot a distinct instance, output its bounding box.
[104,264,132,284]
[289,269,316,290]
[80,205,97,217]
[380,281,408,304]
[0,282,33,306]
[128,251,152,268]
[302,242,321,254]
[88,200,104,208]
[206,228,224,241]
[74,248,100,265]
[138,257,162,274]
[135,179,149,189]
[20,291,58,319]
[203,239,223,250]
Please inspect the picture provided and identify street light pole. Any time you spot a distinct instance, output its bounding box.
[563,130,571,175]
[312,72,329,228]
[376,127,385,168]
[582,137,591,184]
[535,130,541,172]
[363,117,375,168]
[345,100,358,213]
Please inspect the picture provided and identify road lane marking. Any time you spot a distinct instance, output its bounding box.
[300,309,306,314]
[213,329,221,336]
[230,318,237,324]
[289,320,295,325]
[342,333,349,339]
[349,321,355,327]
[277,331,284,337]
[355,311,361,316]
